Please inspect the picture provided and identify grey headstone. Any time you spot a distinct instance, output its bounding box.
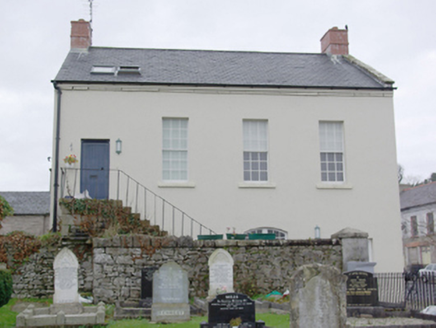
[289,264,347,328]
[208,249,234,299]
[53,248,80,304]
[151,261,190,322]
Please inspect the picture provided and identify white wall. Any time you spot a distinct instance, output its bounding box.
[52,84,403,272]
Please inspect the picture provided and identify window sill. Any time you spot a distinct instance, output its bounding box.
[238,182,276,189]
[316,183,353,190]
[158,181,196,188]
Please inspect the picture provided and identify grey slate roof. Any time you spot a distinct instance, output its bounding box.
[400,183,436,210]
[0,192,50,215]
[54,47,393,90]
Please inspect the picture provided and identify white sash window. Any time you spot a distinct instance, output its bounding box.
[162,118,188,181]
[319,121,344,182]
[243,120,268,182]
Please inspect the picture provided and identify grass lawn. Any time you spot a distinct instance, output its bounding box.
[106,313,289,328]
[0,298,52,328]
[0,299,289,328]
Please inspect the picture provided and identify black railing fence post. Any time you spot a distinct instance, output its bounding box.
[60,168,65,198]
[117,170,120,201]
[154,195,157,226]
[181,213,185,236]
[73,169,78,196]
[162,199,165,231]
[143,187,147,219]
[135,183,139,214]
[172,207,175,235]
[126,177,130,207]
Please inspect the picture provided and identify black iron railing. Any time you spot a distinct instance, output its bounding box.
[374,272,405,307]
[60,168,216,238]
[374,272,436,310]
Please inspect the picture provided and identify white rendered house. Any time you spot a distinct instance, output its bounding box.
[51,20,403,272]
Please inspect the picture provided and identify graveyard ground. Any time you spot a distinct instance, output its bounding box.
[0,298,290,328]
[3,298,436,327]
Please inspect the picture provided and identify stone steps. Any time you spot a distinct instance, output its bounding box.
[59,198,167,237]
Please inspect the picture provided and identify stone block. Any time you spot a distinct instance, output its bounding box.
[16,313,26,327]
[130,287,140,299]
[50,303,84,315]
[96,306,105,324]
[56,311,65,325]
[112,236,121,247]
[94,253,114,265]
[116,255,133,265]
[151,303,190,323]
[120,235,133,248]
[133,235,151,248]
[177,236,194,247]
[66,313,97,325]
[27,315,57,326]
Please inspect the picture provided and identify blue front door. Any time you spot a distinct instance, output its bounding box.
[81,140,110,199]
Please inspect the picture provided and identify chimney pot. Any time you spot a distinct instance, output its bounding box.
[70,19,92,50]
[320,27,349,55]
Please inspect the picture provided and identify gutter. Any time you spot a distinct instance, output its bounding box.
[52,82,62,232]
[53,80,396,91]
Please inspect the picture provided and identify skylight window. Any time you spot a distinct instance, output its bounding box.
[118,66,141,75]
[91,66,116,74]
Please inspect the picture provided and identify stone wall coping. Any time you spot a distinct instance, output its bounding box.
[92,235,339,248]
[331,228,369,239]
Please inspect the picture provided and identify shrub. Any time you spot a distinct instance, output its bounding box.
[0,196,14,230]
[0,232,41,272]
[0,269,12,307]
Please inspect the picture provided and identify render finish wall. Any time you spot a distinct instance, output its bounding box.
[52,84,403,272]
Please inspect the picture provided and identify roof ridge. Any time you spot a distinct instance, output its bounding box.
[88,46,325,56]
[402,181,436,192]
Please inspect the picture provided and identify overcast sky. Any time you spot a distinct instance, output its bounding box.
[1,0,435,191]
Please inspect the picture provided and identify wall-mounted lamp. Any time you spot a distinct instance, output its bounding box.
[314,225,321,239]
[116,138,122,154]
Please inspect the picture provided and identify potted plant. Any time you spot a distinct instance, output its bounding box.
[226,227,247,240]
[216,286,227,294]
[229,317,242,328]
[63,154,78,168]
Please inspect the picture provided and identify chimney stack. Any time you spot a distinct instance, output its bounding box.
[70,19,92,50]
[320,27,349,55]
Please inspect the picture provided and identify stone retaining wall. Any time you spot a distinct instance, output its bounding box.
[12,238,93,299]
[12,235,342,304]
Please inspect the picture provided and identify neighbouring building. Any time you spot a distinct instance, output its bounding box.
[400,182,436,267]
[0,192,50,236]
[50,20,403,272]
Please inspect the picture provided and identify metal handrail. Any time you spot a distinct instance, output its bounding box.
[60,168,216,237]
